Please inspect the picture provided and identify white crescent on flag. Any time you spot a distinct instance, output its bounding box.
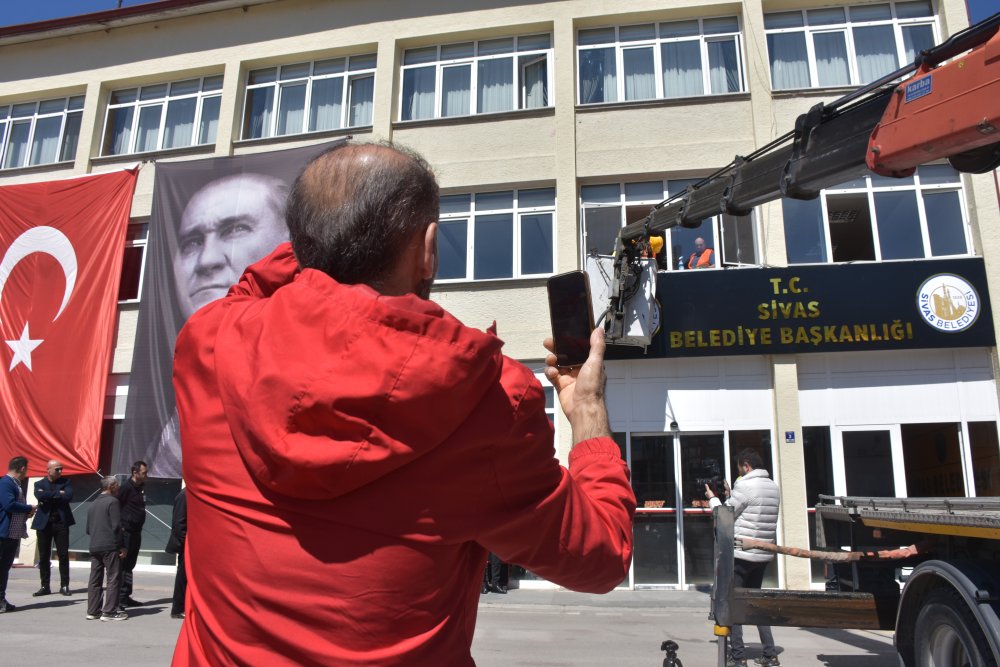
[0,226,78,371]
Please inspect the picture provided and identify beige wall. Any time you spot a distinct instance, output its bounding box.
[0,0,994,591]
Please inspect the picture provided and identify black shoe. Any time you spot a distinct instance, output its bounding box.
[120,596,142,607]
[59,586,71,596]
[0,600,15,613]
[754,657,781,667]
[488,584,508,594]
[32,586,51,597]
[171,612,185,619]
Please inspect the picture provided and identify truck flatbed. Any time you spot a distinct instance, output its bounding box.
[817,495,1000,540]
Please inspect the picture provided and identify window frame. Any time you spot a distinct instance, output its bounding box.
[579,180,759,269]
[242,54,377,140]
[118,222,149,304]
[533,370,559,446]
[0,94,84,170]
[102,76,223,156]
[764,1,938,91]
[436,187,557,283]
[399,34,554,122]
[782,165,971,265]
[576,17,745,105]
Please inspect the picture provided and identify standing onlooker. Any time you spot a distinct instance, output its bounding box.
[32,459,75,596]
[706,449,782,667]
[0,456,35,613]
[86,476,128,621]
[165,487,187,619]
[117,460,147,608]
[482,552,509,594]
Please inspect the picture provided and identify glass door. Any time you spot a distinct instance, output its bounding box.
[630,434,679,586]
[679,434,725,586]
[833,425,906,497]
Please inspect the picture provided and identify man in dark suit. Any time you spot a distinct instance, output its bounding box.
[165,487,187,619]
[1,456,35,612]
[32,459,75,596]
[116,460,147,608]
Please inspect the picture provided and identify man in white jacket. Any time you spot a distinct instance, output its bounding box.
[707,449,781,667]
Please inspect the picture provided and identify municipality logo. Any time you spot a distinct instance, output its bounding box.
[917,273,980,332]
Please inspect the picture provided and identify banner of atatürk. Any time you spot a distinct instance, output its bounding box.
[118,141,344,479]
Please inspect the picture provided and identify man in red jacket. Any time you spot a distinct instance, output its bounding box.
[171,141,635,666]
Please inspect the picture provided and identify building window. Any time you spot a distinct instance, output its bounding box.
[533,371,558,438]
[782,164,968,264]
[118,223,148,303]
[401,34,552,121]
[580,180,758,269]
[764,1,936,90]
[577,17,744,105]
[0,95,83,169]
[437,187,555,282]
[243,54,376,139]
[103,76,222,155]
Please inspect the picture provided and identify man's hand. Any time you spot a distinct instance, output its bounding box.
[26,505,36,518]
[544,327,611,443]
[118,549,127,559]
[704,484,715,500]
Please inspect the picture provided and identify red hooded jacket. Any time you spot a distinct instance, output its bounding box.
[171,244,635,666]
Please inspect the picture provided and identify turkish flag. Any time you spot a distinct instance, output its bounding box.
[0,169,137,477]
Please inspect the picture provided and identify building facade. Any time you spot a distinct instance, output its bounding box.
[0,0,997,590]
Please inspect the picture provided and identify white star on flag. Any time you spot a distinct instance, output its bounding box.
[6,323,43,372]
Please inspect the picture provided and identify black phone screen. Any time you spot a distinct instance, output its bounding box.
[547,271,595,367]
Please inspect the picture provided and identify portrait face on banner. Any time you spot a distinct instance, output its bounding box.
[118,140,344,479]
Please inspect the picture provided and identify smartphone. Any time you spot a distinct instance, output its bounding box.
[547,270,595,367]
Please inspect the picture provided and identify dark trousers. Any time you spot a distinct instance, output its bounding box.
[484,552,508,587]
[88,550,122,616]
[0,538,19,601]
[120,529,142,598]
[36,521,70,588]
[730,558,776,660]
[171,551,186,615]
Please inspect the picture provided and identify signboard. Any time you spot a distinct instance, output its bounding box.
[608,258,994,359]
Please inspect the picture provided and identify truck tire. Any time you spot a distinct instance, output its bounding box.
[913,587,997,667]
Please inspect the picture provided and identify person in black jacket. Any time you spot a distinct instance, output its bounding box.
[32,460,75,597]
[116,460,147,608]
[86,476,127,621]
[165,488,187,619]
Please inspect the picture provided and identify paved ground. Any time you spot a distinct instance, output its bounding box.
[2,566,899,666]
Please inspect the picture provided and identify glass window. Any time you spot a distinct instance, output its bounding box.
[581,179,758,268]
[579,18,744,104]
[0,94,84,169]
[969,422,1000,497]
[902,423,964,497]
[401,35,552,120]
[474,214,514,280]
[244,55,375,138]
[764,2,938,90]
[438,188,556,282]
[843,430,895,496]
[783,167,968,264]
[118,223,148,303]
[104,75,222,155]
[729,430,773,482]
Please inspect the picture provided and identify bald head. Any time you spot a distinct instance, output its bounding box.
[286,142,439,291]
